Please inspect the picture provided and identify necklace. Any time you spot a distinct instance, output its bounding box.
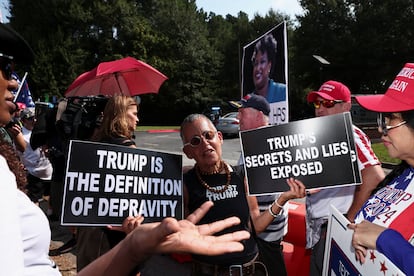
[195,161,231,194]
[198,161,224,175]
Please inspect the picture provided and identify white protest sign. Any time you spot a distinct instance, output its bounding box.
[61,140,183,226]
[323,206,405,276]
[269,100,288,125]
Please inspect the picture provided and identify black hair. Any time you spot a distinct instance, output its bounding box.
[0,136,27,191]
[251,33,277,73]
[371,110,414,194]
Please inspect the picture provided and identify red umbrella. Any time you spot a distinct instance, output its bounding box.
[65,56,168,97]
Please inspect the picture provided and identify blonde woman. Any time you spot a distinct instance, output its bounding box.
[77,95,140,271]
[92,94,139,147]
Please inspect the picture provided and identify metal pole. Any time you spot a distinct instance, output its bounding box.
[13,71,28,102]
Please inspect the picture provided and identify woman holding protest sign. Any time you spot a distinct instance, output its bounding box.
[91,94,139,147]
[180,113,306,275]
[77,94,140,271]
[348,63,414,275]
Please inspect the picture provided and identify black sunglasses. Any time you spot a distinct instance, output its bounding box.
[313,99,343,109]
[0,54,14,81]
[183,130,217,147]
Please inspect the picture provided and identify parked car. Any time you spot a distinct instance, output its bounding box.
[216,112,239,137]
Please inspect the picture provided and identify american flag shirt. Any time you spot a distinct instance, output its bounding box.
[355,166,414,241]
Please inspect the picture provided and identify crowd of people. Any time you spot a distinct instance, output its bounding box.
[3,20,414,276]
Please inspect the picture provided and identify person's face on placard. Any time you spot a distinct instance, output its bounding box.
[0,58,17,126]
[126,104,139,132]
[252,50,272,91]
[182,117,223,170]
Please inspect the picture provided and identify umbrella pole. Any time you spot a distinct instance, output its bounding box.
[115,73,123,95]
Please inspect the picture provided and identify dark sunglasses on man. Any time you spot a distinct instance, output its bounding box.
[0,53,14,81]
[183,130,217,148]
[313,99,344,109]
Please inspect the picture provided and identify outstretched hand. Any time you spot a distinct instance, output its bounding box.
[127,201,250,261]
[78,201,250,276]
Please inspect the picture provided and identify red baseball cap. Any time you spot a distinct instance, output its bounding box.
[307,80,351,103]
[356,63,414,112]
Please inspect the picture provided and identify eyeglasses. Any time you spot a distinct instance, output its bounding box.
[183,130,217,147]
[313,99,344,109]
[0,54,13,80]
[377,113,407,135]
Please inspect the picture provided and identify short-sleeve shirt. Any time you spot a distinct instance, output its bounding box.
[305,125,380,248]
[355,166,414,242]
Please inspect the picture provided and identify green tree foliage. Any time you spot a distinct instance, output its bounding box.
[7,0,414,124]
[138,0,223,123]
[348,0,414,93]
[293,0,414,102]
[8,0,159,98]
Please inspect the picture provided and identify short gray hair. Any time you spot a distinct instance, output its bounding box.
[180,113,212,141]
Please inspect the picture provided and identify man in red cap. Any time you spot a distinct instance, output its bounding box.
[305,80,385,276]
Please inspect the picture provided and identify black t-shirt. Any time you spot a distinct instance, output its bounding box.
[184,165,257,265]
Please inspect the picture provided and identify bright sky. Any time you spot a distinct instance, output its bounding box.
[0,0,9,23]
[195,0,304,19]
[0,1,304,23]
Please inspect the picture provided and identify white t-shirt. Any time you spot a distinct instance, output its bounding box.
[305,125,381,248]
[306,126,380,219]
[0,155,60,275]
[20,126,53,180]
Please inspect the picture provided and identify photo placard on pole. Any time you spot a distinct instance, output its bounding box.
[242,21,289,125]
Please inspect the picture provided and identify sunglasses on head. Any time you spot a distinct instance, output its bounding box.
[313,99,344,109]
[0,54,14,81]
[377,113,407,135]
[183,130,217,147]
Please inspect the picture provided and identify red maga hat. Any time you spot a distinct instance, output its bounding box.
[356,63,414,112]
[307,80,351,103]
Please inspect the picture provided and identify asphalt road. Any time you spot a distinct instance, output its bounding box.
[133,129,392,176]
[134,130,242,166]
